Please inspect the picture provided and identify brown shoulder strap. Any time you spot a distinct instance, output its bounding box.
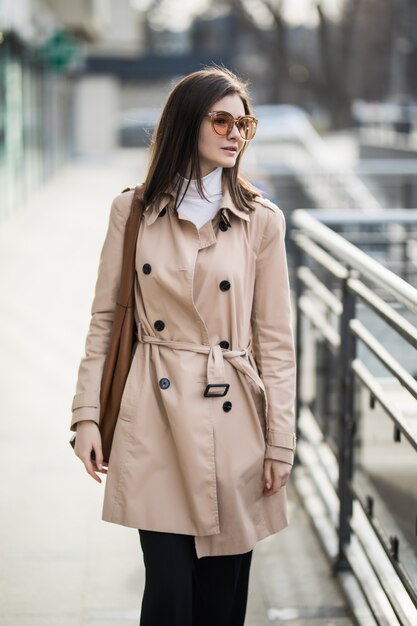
[117,184,145,308]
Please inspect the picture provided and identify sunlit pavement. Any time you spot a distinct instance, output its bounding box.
[0,149,354,625]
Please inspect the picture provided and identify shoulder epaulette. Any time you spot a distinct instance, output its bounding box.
[254,195,279,213]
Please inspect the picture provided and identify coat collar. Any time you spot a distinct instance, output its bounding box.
[143,180,251,227]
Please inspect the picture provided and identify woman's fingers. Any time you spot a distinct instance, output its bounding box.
[85,436,107,481]
[74,421,106,483]
[262,459,291,497]
[92,440,105,473]
[91,456,108,475]
[263,460,272,491]
[84,454,103,483]
[263,459,276,496]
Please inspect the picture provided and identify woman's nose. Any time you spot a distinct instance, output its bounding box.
[227,122,241,141]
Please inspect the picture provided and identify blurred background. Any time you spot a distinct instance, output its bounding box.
[1,0,417,217]
[1,2,417,625]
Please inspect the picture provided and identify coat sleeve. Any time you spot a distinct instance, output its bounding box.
[250,204,297,465]
[69,193,130,432]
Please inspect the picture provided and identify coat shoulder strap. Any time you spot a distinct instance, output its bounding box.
[253,195,279,213]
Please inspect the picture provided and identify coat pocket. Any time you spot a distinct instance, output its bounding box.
[246,376,266,437]
[118,344,144,421]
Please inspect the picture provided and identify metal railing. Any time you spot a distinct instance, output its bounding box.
[358,125,417,152]
[291,208,417,625]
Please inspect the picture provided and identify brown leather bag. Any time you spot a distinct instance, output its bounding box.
[69,184,144,463]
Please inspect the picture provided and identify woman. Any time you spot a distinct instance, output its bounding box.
[70,66,297,626]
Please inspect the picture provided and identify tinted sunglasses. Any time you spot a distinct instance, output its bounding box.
[206,111,258,141]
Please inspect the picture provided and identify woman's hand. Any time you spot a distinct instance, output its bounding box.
[262,459,292,496]
[74,421,107,483]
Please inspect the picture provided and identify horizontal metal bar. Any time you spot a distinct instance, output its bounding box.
[292,231,348,279]
[297,404,339,488]
[351,358,417,452]
[299,295,341,349]
[354,160,417,176]
[342,235,410,246]
[293,470,378,626]
[295,209,417,225]
[352,488,417,612]
[348,279,417,348]
[297,409,341,528]
[350,319,417,400]
[303,398,341,459]
[297,266,343,315]
[292,210,417,314]
[344,535,405,625]
[278,161,417,178]
[297,407,406,624]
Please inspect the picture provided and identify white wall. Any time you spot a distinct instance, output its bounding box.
[121,80,172,110]
[74,75,120,157]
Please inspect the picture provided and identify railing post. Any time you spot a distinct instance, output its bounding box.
[334,268,358,571]
[402,229,408,284]
[293,234,303,468]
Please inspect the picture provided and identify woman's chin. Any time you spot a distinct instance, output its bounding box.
[201,156,237,173]
[219,157,238,169]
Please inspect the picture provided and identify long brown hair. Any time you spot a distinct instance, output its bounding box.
[142,65,261,213]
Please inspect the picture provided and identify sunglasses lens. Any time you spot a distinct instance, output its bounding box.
[212,113,231,135]
[238,117,257,140]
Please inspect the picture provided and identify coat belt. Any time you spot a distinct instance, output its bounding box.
[136,321,269,420]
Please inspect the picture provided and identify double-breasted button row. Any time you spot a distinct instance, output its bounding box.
[154,320,165,331]
[219,280,231,292]
[143,263,152,274]
[219,340,229,349]
[223,401,232,412]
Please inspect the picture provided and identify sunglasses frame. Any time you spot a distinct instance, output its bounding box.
[206,110,258,142]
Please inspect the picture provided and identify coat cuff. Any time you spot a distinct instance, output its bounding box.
[70,392,100,432]
[264,430,297,465]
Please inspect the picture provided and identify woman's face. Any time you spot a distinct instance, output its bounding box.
[198,93,246,177]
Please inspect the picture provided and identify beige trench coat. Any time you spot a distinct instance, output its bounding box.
[70,178,297,558]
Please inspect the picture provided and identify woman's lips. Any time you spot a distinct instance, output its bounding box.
[222,147,237,154]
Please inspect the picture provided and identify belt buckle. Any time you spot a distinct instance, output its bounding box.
[204,383,230,397]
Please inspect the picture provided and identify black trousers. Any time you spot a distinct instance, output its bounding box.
[138,529,253,626]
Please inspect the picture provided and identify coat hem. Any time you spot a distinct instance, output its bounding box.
[101,511,221,537]
[194,518,289,558]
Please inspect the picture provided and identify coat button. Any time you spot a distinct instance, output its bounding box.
[219,280,231,291]
[219,220,229,231]
[154,320,165,331]
[143,263,152,274]
[219,340,230,349]
[158,207,167,217]
[159,378,170,389]
[223,401,232,412]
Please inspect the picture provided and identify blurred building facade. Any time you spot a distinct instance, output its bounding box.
[3,0,417,221]
[0,0,110,219]
[79,5,235,156]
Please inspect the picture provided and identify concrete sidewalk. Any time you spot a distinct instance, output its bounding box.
[0,150,354,625]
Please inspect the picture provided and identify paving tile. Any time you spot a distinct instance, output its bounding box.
[0,615,80,626]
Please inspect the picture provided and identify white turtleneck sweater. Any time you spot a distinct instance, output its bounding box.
[177,166,223,230]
